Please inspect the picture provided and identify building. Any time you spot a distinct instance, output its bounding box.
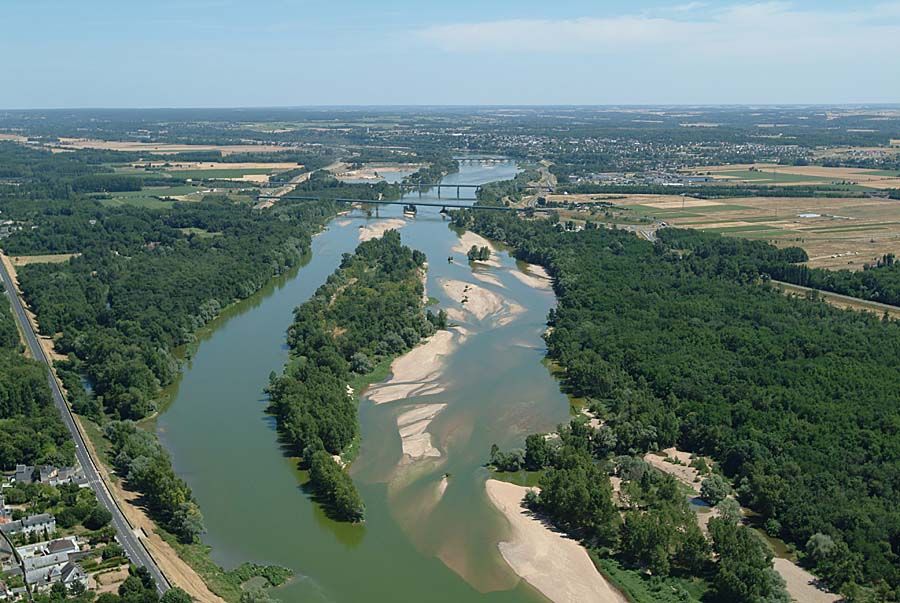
[12,465,88,488]
[0,514,56,537]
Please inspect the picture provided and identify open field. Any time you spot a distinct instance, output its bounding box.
[45,137,291,155]
[100,185,213,208]
[685,163,900,189]
[551,193,900,270]
[9,253,79,265]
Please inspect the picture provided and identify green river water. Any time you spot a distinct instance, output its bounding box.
[156,159,571,603]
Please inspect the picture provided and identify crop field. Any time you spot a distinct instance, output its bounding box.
[550,193,900,270]
[687,164,900,189]
[101,185,209,208]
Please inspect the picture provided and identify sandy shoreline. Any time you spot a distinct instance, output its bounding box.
[440,278,524,327]
[366,327,466,404]
[358,218,407,242]
[454,231,502,268]
[397,403,447,460]
[485,480,628,603]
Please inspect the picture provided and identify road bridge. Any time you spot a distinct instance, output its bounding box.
[255,195,552,213]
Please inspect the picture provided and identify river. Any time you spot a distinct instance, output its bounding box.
[156,158,571,603]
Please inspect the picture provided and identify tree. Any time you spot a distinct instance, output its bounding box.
[85,505,113,530]
[700,474,730,506]
[171,501,205,543]
[524,434,554,470]
[161,587,193,603]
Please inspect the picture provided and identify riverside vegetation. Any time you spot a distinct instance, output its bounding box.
[455,205,900,602]
[266,230,445,521]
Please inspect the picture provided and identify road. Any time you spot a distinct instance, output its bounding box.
[0,258,170,594]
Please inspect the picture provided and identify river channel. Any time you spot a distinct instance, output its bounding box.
[156,159,571,602]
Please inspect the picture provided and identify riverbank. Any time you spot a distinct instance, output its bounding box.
[646,448,839,603]
[366,326,467,404]
[485,480,628,603]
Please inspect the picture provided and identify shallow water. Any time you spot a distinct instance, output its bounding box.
[157,159,571,602]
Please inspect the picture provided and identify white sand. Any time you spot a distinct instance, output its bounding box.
[454,231,502,267]
[439,279,525,327]
[397,404,447,460]
[646,451,839,602]
[358,218,407,242]
[471,270,505,288]
[643,448,703,493]
[367,327,467,405]
[485,480,628,603]
[773,559,840,603]
[510,264,553,290]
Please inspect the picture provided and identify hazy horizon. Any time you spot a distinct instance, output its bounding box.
[3,0,900,109]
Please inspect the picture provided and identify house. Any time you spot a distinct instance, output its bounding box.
[25,561,87,592]
[0,514,56,537]
[11,465,87,488]
[16,537,79,561]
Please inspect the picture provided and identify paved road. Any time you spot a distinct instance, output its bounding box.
[0,258,170,594]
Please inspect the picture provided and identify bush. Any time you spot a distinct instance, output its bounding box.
[700,474,730,506]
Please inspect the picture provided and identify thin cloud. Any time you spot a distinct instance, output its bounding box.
[418,2,900,59]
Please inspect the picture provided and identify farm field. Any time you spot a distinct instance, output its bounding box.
[100,185,214,207]
[42,137,292,155]
[549,192,900,270]
[684,163,900,189]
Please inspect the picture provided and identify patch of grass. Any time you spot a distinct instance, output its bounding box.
[348,356,393,395]
[159,532,291,603]
[592,555,709,603]
[169,169,275,180]
[78,415,116,476]
[702,224,779,233]
[426,296,440,307]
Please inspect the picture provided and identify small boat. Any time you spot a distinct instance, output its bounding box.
[403,204,418,216]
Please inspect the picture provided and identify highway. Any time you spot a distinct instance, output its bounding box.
[0,258,170,594]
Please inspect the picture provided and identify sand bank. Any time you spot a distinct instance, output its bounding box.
[358,218,406,242]
[485,480,627,603]
[439,279,524,327]
[454,231,502,267]
[773,559,840,603]
[367,327,467,405]
[510,265,552,290]
[397,404,447,460]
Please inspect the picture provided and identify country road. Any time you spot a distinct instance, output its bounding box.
[0,258,170,594]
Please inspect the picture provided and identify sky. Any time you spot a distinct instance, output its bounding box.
[2,0,899,108]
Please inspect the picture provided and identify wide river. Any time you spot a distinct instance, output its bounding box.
[157,159,571,602]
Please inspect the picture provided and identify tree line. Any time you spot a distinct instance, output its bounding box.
[455,206,900,599]
[266,231,441,521]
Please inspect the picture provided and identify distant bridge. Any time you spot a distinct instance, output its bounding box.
[255,195,552,213]
[393,182,553,198]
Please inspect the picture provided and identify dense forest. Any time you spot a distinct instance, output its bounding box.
[454,208,900,599]
[660,228,900,310]
[266,231,443,521]
[0,292,74,470]
[10,198,340,420]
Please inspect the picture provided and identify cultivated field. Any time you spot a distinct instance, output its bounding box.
[44,137,291,155]
[9,253,79,266]
[549,193,900,270]
[683,164,900,189]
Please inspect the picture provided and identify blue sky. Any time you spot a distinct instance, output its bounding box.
[2,0,899,108]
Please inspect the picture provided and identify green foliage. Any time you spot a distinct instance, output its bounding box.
[11,198,340,420]
[160,588,193,603]
[461,208,900,591]
[466,245,491,262]
[105,420,203,542]
[307,451,365,522]
[700,475,730,506]
[709,518,790,603]
[0,294,75,469]
[266,231,431,520]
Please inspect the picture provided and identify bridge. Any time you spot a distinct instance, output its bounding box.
[393,182,554,198]
[255,195,552,213]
